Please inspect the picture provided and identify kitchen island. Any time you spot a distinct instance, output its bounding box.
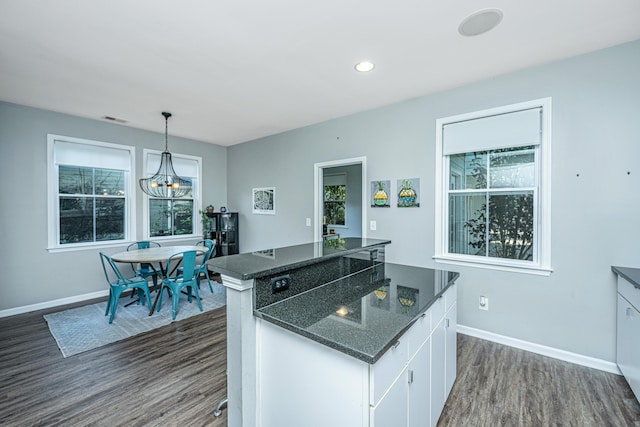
[207,238,459,427]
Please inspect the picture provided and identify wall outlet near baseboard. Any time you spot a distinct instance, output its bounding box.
[479,296,489,311]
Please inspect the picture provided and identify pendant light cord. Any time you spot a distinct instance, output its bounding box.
[162,111,172,152]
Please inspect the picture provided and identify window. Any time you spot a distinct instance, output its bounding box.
[435,98,552,274]
[48,135,135,250]
[323,174,346,226]
[143,150,201,238]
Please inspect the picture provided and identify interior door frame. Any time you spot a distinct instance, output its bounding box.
[313,156,367,242]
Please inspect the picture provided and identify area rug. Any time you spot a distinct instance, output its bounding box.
[44,283,226,358]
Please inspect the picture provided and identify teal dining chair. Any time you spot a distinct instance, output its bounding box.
[127,241,161,287]
[178,239,216,292]
[197,239,217,292]
[100,252,152,324]
[156,250,203,320]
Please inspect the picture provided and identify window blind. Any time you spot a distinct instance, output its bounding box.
[54,139,131,170]
[147,152,198,178]
[443,107,541,155]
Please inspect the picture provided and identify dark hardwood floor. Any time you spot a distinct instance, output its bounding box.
[0,298,227,427]
[439,334,640,427]
[2,297,640,427]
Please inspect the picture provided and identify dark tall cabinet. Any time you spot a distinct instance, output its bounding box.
[203,212,239,257]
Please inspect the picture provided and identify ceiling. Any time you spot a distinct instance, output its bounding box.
[1,1,639,147]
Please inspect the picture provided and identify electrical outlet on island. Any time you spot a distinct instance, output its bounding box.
[271,275,291,294]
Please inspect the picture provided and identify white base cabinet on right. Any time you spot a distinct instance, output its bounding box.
[617,276,640,402]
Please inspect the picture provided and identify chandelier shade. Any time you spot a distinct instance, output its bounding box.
[139,112,193,198]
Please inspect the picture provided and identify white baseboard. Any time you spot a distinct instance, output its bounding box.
[457,324,621,375]
[0,290,109,318]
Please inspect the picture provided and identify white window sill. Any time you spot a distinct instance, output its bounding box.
[433,255,553,276]
[47,235,200,253]
[47,241,130,253]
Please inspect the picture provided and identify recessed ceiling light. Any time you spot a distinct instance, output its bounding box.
[458,9,503,37]
[355,61,375,73]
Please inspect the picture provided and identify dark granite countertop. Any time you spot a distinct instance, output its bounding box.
[206,237,391,280]
[612,266,640,289]
[256,262,459,364]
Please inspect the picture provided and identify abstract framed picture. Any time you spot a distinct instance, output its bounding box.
[252,187,275,215]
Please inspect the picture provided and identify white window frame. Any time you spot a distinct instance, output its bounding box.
[47,134,136,252]
[434,98,553,275]
[141,148,203,241]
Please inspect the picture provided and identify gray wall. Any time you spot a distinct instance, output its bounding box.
[227,40,640,362]
[0,102,227,310]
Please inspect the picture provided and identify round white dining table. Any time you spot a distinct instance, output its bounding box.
[110,245,206,264]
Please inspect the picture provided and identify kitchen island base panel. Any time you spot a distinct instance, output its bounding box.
[258,319,370,427]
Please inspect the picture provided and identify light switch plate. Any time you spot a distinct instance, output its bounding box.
[370,220,377,231]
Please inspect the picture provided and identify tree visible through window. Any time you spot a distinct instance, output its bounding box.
[149,197,194,236]
[448,146,535,260]
[324,184,346,226]
[59,166,126,243]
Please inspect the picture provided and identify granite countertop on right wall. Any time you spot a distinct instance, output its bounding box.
[612,266,640,289]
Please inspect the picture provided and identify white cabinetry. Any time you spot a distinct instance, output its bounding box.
[445,303,457,397]
[370,322,431,427]
[371,362,408,427]
[407,338,431,426]
[430,298,446,427]
[617,276,640,402]
[258,283,457,427]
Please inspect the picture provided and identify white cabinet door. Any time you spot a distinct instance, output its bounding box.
[430,317,446,427]
[372,371,408,427]
[408,339,431,427]
[445,301,457,397]
[371,337,409,405]
[617,293,640,401]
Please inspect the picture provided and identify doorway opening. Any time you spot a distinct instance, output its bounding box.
[313,157,366,242]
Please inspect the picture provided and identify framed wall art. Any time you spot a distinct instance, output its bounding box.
[397,178,420,207]
[252,187,275,215]
[370,180,390,208]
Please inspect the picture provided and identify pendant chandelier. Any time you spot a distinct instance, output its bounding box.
[139,112,192,198]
